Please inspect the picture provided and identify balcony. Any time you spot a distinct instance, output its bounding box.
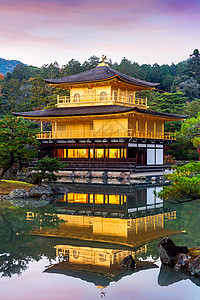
[56,94,148,108]
[37,129,176,140]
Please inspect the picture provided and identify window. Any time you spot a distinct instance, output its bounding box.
[74,93,80,102]
[100,91,107,101]
[109,148,120,158]
[95,194,104,204]
[68,193,88,203]
[57,149,67,158]
[95,149,104,158]
[68,149,89,158]
[109,195,120,205]
[129,94,133,103]
[113,91,117,101]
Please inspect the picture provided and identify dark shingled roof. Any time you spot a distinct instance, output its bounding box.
[45,65,159,88]
[13,105,187,119]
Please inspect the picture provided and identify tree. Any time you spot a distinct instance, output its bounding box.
[0,115,39,180]
[148,92,187,115]
[61,59,82,76]
[158,162,200,202]
[166,114,200,161]
[184,99,200,118]
[12,63,30,81]
[186,49,200,83]
[178,113,200,157]
[33,157,63,184]
[40,62,60,79]
[30,75,53,109]
[178,78,200,99]
[82,55,100,71]
[0,77,21,113]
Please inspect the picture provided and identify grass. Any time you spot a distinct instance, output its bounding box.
[0,180,34,195]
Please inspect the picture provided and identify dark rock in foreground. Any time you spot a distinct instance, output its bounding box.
[174,253,192,271]
[158,237,189,267]
[158,237,200,278]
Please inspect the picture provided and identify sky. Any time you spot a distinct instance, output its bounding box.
[0,0,200,67]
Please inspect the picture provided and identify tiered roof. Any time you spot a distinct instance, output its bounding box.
[13,105,187,120]
[45,65,159,88]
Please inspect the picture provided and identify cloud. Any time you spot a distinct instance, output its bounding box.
[0,0,200,66]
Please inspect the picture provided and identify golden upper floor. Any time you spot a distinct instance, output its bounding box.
[45,63,159,109]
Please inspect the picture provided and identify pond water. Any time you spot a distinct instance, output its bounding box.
[0,182,199,300]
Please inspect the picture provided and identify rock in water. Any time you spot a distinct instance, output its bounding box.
[174,253,192,271]
[28,185,53,198]
[4,189,29,200]
[120,255,136,269]
[187,256,200,276]
[158,237,189,266]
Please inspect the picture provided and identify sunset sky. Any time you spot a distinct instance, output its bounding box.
[0,0,200,67]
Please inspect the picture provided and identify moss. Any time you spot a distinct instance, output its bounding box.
[0,180,34,195]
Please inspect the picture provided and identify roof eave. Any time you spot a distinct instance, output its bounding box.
[45,74,159,89]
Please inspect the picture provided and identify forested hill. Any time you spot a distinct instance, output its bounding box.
[0,58,22,75]
[0,50,200,118]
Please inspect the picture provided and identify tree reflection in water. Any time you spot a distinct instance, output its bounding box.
[0,205,62,277]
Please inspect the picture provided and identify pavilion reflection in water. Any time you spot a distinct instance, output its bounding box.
[27,184,179,293]
[27,185,177,247]
[54,185,165,217]
[44,244,154,292]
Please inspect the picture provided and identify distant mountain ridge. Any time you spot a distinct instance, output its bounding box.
[0,58,22,75]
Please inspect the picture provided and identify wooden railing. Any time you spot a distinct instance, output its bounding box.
[37,129,176,140]
[57,94,147,107]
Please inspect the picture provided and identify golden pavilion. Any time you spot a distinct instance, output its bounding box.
[14,57,186,171]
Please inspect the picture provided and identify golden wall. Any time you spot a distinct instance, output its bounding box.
[93,118,128,135]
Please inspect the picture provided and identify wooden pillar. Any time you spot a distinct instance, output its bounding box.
[117,88,120,101]
[136,120,139,137]
[103,146,106,161]
[55,121,57,139]
[162,123,164,138]
[145,121,147,138]
[93,143,95,162]
[40,121,43,132]
[54,145,57,158]
[126,144,128,158]
[154,122,156,138]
